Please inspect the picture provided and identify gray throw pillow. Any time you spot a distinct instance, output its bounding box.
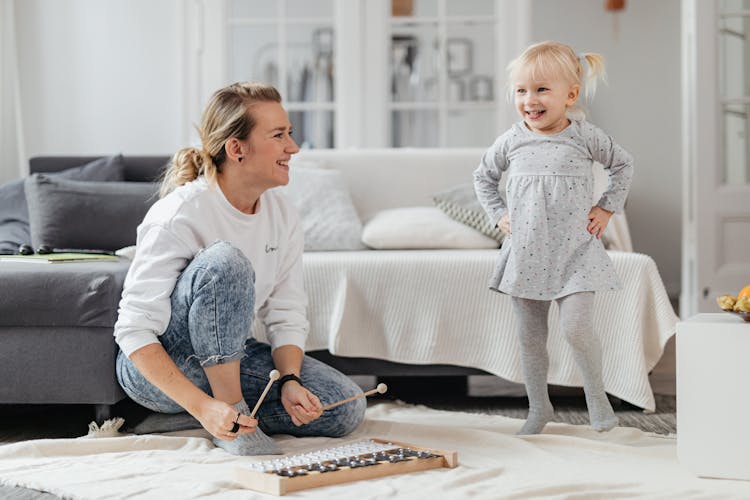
[433,183,504,243]
[280,167,365,251]
[24,175,159,251]
[52,154,127,182]
[0,155,126,253]
[0,179,28,254]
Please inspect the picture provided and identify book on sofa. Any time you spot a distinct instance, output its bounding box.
[0,253,119,264]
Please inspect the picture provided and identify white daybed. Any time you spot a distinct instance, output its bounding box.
[257,149,678,412]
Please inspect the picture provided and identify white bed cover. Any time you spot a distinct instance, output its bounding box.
[254,249,677,412]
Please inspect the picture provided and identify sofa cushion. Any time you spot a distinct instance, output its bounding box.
[25,176,159,251]
[280,166,365,251]
[0,155,126,254]
[0,258,131,328]
[51,154,126,181]
[433,183,504,243]
[361,207,500,249]
[0,179,28,254]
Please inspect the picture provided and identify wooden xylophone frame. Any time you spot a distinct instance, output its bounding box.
[233,438,458,496]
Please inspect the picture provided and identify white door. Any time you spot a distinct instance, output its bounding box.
[682,0,750,317]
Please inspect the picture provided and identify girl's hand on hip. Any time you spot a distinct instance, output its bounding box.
[587,206,613,239]
[498,213,511,235]
[281,383,323,426]
[196,397,258,441]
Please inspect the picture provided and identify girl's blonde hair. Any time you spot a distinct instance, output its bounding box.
[160,82,282,198]
[506,41,606,118]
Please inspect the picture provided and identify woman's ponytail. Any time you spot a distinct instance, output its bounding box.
[159,147,212,198]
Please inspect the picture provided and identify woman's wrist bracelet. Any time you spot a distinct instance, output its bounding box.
[278,373,303,389]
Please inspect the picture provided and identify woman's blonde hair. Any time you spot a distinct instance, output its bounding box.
[506,41,606,118]
[160,82,282,197]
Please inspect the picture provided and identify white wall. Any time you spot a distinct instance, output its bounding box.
[15,0,184,160]
[529,0,682,297]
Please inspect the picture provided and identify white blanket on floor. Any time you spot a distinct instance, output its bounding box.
[0,403,746,499]
[264,250,677,411]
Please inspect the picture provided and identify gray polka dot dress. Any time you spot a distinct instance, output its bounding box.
[473,119,633,300]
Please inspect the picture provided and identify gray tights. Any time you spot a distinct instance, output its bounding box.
[511,292,618,434]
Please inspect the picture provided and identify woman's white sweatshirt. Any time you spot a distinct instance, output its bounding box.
[113,177,308,358]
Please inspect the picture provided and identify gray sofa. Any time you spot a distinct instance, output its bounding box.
[0,156,168,421]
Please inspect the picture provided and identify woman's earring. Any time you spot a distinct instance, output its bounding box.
[238,156,243,163]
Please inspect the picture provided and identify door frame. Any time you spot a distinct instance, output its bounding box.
[681,0,750,317]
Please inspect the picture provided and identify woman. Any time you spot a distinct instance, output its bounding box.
[113,82,365,455]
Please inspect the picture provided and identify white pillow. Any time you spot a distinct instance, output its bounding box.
[361,207,500,249]
[115,245,136,260]
[281,166,365,251]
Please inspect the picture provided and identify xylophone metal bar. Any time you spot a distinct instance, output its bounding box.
[233,438,458,496]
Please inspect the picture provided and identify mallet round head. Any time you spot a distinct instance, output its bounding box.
[269,369,280,381]
[376,383,388,394]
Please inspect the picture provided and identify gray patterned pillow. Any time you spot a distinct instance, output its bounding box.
[433,183,504,243]
[280,167,365,251]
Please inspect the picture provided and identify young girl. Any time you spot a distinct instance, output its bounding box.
[473,41,633,435]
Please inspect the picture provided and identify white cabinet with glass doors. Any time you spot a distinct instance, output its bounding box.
[184,0,528,149]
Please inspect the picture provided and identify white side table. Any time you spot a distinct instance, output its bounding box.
[676,313,750,480]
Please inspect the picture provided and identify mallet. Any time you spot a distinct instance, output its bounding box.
[322,383,388,411]
[250,369,280,418]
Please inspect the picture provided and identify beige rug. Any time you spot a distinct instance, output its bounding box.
[0,402,747,499]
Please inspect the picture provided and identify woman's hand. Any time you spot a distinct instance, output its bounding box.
[280,382,323,426]
[272,346,322,426]
[498,213,511,235]
[195,397,258,441]
[587,206,613,239]
[129,344,257,441]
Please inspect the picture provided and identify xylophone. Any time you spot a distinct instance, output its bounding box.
[233,438,458,495]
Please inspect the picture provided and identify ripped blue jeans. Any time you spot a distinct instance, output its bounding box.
[116,241,365,438]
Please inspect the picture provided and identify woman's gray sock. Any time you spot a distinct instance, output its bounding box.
[212,399,282,455]
[512,297,555,435]
[558,292,618,432]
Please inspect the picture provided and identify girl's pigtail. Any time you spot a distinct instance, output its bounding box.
[579,52,606,101]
